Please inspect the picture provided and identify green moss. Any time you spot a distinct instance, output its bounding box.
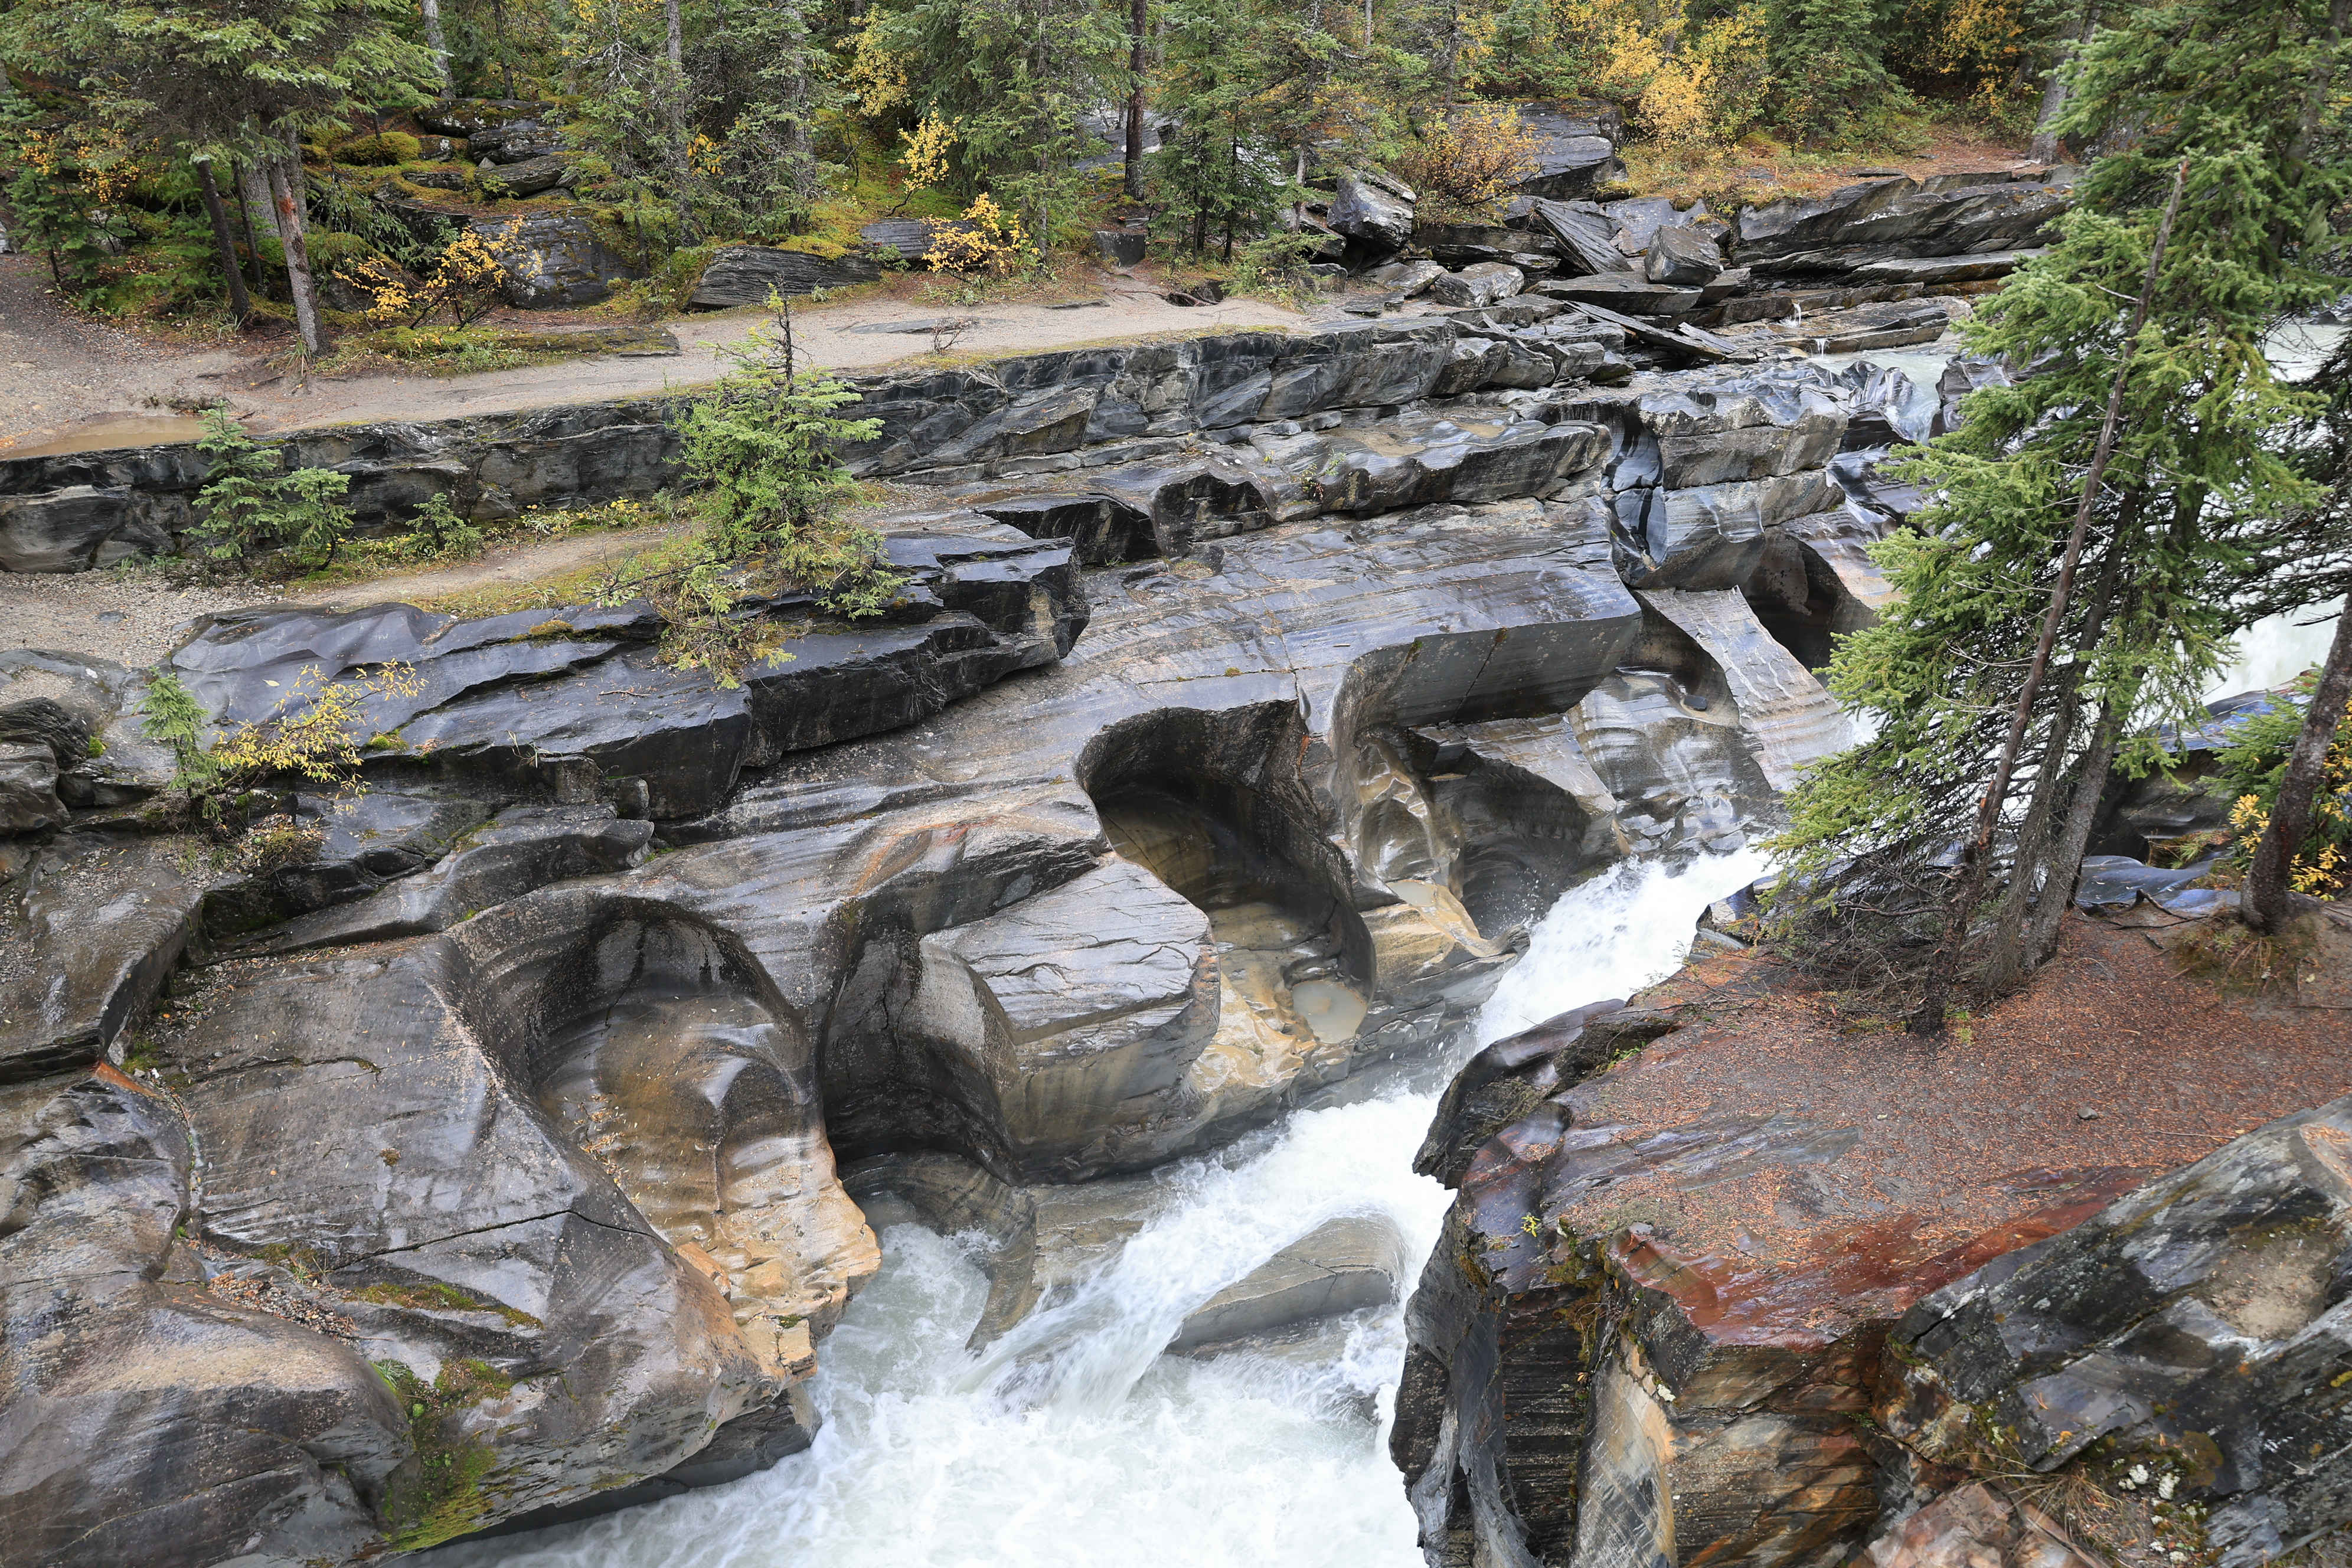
[353,1280,543,1329]
[341,132,422,166]
[375,1357,520,1551]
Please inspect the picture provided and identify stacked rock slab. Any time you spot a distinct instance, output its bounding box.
[1,311,1907,1562]
[1393,944,2352,1568]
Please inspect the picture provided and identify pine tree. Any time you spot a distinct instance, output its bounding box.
[1769,0,2352,1026]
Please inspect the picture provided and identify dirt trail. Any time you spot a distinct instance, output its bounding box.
[0,259,1311,449]
[0,524,683,669]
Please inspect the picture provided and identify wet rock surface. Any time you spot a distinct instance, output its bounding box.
[1394,923,2352,1568]
[2,313,1946,1562]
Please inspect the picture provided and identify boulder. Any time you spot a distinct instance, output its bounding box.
[1528,197,1637,276]
[466,122,566,164]
[414,98,550,138]
[859,218,949,263]
[690,246,884,308]
[197,791,494,940]
[1363,258,1446,299]
[1535,273,1703,315]
[0,741,63,834]
[1511,100,1626,199]
[1644,222,1724,286]
[1429,262,1525,308]
[480,212,642,307]
[475,153,567,198]
[1850,248,2046,285]
[1890,1093,2352,1566]
[904,858,1217,1180]
[1093,227,1148,268]
[1167,1214,1403,1353]
[1328,171,1415,253]
[1734,174,2074,275]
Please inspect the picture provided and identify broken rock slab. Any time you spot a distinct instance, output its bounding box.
[1167,1214,1404,1354]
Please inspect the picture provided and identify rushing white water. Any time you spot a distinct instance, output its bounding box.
[429,849,1770,1568]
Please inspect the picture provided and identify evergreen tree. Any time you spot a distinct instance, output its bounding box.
[0,0,439,353]
[1769,0,2352,1027]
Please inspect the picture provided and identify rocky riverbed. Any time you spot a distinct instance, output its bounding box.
[6,195,2347,1565]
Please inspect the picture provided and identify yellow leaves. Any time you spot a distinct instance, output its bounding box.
[850,15,912,118]
[924,194,1033,276]
[1533,0,1773,149]
[210,664,424,795]
[339,219,526,329]
[898,112,956,193]
[1412,105,1542,218]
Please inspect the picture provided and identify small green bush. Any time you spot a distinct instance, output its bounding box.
[340,132,422,166]
[398,493,485,560]
[190,408,357,569]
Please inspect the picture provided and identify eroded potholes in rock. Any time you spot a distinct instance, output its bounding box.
[1082,703,1376,1086]
[452,896,880,1384]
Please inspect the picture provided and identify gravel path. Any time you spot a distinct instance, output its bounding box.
[0,257,1312,449]
[0,256,247,452]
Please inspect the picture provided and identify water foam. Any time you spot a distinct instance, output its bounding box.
[428,849,1768,1568]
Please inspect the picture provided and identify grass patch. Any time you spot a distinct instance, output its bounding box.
[375,1357,517,1551]
[352,1279,543,1329]
[2165,911,2325,997]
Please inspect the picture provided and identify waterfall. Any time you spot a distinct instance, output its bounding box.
[425,848,1770,1568]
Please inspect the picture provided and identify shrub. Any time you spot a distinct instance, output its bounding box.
[398,493,485,560]
[340,132,422,166]
[1407,106,1541,218]
[337,217,525,329]
[2218,675,2352,897]
[138,663,420,829]
[189,409,357,569]
[627,294,897,682]
[924,194,1033,276]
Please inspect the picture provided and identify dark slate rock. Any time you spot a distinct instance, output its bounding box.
[1644,223,1724,286]
[243,802,655,954]
[164,522,1084,819]
[1513,100,1626,199]
[1734,175,2075,275]
[0,837,202,1083]
[0,485,175,572]
[860,218,950,262]
[690,246,884,308]
[479,213,643,307]
[1429,263,1525,308]
[476,153,567,198]
[1528,198,1637,276]
[468,122,566,164]
[1611,472,1835,591]
[197,791,495,941]
[1534,274,1703,315]
[1329,172,1415,253]
[415,98,550,137]
[1893,1095,2352,1567]
[0,1069,408,1568]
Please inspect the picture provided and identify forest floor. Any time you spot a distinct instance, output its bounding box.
[1565,904,2352,1345]
[0,253,1312,453]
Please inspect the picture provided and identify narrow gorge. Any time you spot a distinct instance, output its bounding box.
[5,169,2350,1568]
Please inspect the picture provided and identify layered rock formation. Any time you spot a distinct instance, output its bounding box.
[1393,930,2352,1568]
[1,315,1929,1563]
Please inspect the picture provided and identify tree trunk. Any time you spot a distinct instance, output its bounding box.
[2027,1,2098,165]
[230,161,270,296]
[1911,158,2186,1035]
[193,159,254,324]
[2024,698,2127,965]
[1123,0,1148,198]
[419,0,454,96]
[492,0,514,98]
[263,155,327,358]
[2243,610,2352,932]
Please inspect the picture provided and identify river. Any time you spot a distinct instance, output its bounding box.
[426,848,1769,1568]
